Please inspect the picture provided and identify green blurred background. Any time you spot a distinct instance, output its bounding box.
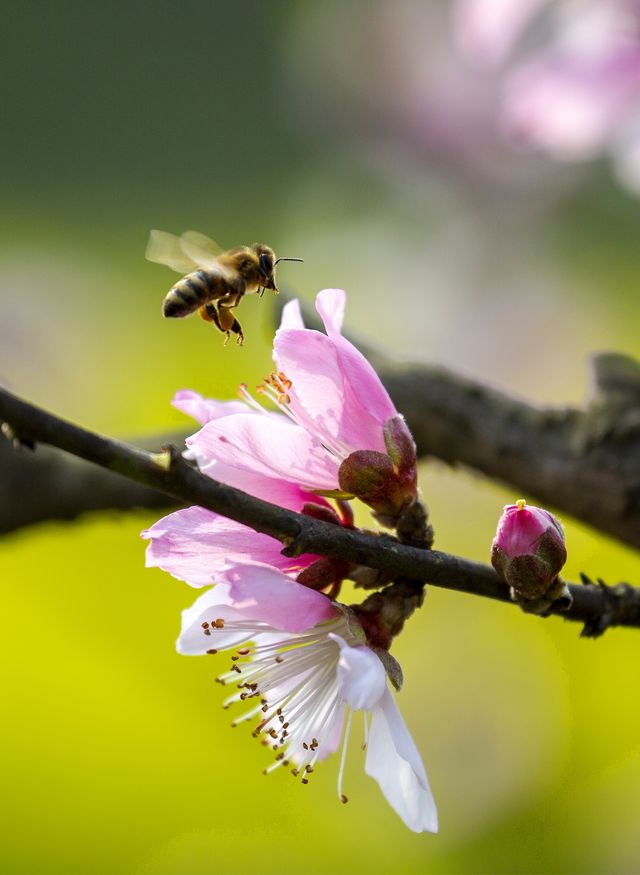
[2,2,640,873]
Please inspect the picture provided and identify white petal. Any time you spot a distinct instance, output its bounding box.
[365,689,438,833]
[177,586,254,654]
[331,636,386,711]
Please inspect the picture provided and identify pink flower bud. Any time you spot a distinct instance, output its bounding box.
[338,449,415,524]
[491,500,567,599]
[383,415,417,490]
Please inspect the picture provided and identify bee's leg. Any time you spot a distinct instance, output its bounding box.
[199,302,225,333]
[217,305,244,346]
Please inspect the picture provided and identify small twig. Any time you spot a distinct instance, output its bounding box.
[1,385,639,636]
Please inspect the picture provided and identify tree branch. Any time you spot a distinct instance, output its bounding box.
[1,385,639,637]
[0,430,183,533]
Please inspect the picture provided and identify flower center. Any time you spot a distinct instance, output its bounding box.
[209,615,355,785]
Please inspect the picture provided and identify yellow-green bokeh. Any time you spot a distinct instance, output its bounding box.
[2,3,640,874]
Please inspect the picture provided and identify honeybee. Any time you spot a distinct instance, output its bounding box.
[146,229,302,345]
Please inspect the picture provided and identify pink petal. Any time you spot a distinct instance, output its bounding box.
[366,689,438,834]
[172,390,250,426]
[224,564,339,632]
[275,327,393,454]
[493,502,563,557]
[315,288,346,337]
[142,506,314,587]
[332,333,397,425]
[279,298,305,330]
[200,460,330,512]
[187,413,341,492]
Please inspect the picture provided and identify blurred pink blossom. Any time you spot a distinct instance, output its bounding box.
[457,0,640,192]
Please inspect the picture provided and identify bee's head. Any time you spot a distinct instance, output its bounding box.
[251,244,277,291]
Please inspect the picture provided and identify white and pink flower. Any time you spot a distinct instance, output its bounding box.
[179,564,438,834]
[143,288,435,831]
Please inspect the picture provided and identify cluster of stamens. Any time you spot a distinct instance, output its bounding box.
[238,371,352,464]
[256,371,292,407]
[201,614,355,801]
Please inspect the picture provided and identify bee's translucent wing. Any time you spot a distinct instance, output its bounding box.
[146,230,199,274]
[179,230,226,270]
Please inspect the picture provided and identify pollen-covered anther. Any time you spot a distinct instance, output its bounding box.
[201,622,210,629]
[340,795,348,805]
[213,618,225,628]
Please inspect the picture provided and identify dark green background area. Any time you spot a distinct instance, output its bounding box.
[2,3,640,874]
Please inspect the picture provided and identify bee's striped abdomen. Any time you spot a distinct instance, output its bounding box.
[162,269,218,318]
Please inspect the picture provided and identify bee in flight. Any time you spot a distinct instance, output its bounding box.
[146,229,303,345]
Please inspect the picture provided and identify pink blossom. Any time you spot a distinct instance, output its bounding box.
[179,564,438,833]
[143,389,341,589]
[142,506,320,588]
[169,290,417,523]
[273,289,399,460]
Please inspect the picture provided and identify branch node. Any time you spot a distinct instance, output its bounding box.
[151,444,182,471]
[1,421,36,452]
[512,578,572,616]
[579,575,640,638]
[281,531,308,558]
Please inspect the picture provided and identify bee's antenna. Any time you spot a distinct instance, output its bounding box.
[274,257,304,265]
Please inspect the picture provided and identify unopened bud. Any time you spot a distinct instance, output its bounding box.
[491,499,567,600]
[338,443,417,526]
[383,415,417,487]
[338,451,401,516]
